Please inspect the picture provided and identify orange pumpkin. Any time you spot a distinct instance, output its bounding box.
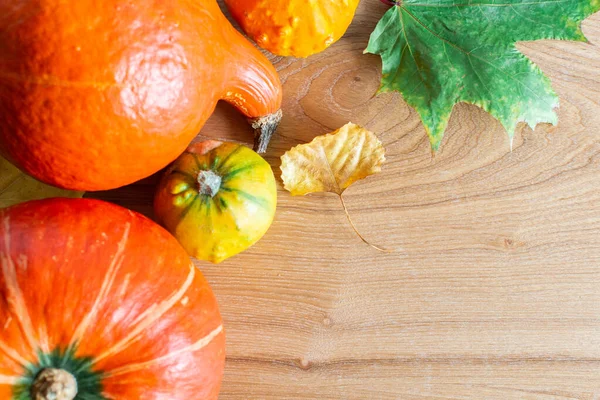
[0,198,225,399]
[223,0,361,57]
[0,0,282,191]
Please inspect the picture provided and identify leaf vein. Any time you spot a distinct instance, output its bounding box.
[398,8,427,95]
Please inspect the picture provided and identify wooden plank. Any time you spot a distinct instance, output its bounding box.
[222,361,600,399]
[89,2,600,398]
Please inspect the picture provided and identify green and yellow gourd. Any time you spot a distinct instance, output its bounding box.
[154,141,277,263]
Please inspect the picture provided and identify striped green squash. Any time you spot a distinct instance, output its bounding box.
[154,141,277,263]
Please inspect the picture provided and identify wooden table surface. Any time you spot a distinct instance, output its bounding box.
[89,2,600,399]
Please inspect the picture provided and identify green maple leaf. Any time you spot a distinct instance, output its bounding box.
[365,0,600,150]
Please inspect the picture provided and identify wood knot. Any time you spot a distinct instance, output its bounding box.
[298,358,312,371]
[500,236,525,250]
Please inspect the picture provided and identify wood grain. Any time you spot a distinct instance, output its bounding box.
[89,2,600,399]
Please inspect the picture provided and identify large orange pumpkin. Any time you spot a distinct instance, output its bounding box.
[223,0,361,57]
[0,0,282,191]
[0,198,225,399]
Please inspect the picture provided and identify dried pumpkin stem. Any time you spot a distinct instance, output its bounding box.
[31,368,78,400]
[338,194,391,253]
[197,170,222,197]
[249,109,283,154]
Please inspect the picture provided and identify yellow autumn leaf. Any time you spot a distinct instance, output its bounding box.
[0,155,84,208]
[280,122,385,196]
[280,122,388,252]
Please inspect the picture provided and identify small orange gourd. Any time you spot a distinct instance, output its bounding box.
[0,0,282,191]
[223,0,361,57]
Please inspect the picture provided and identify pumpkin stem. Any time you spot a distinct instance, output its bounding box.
[197,170,222,197]
[31,368,78,400]
[249,109,283,154]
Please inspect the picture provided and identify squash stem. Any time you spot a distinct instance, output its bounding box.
[30,368,78,400]
[249,109,283,154]
[197,170,222,197]
[339,194,392,253]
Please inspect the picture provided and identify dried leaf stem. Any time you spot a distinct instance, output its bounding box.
[339,194,391,253]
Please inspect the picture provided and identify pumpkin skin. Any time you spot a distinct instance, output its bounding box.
[154,140,277,263]
[0,0,282,191]
[0,198,225,399]
[223,0,361,57]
